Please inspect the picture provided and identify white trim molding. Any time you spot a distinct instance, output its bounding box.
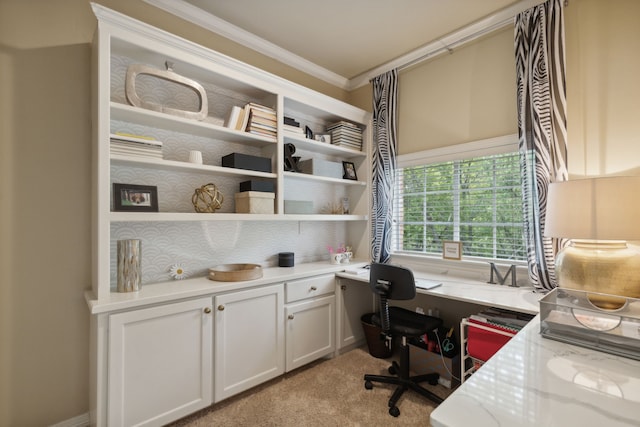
[144,0,547,91]
[396,134,519,168]
[142,0,349,89]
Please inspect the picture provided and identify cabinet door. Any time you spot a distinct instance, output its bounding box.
[108,297,213,427]
[214,284,284,402]
[285,294,335,372]
[337,278,375,350]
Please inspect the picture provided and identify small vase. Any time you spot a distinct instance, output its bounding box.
[117,239,142,292]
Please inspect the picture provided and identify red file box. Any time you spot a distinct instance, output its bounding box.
[466,319,516,362]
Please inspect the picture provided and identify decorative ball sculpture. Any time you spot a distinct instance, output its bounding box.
[192,183,223,213]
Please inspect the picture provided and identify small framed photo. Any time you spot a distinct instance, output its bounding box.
[113,183,159,212]
[314,134,331,144]
[305,125,314,140]
[342,161,358,180]
[443,241,462,260]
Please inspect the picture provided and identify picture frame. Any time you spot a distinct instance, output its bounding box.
[442,241,462,260]
[113,183,159,212]
[342,161,357,180]
[305,125,314,140]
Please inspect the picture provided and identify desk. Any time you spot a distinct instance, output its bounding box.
[430,315,640,427]
[335,271,540,315]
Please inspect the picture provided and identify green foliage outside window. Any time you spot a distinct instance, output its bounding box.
[393,152,526,261]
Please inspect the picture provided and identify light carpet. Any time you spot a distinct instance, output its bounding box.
[170,347,452,426]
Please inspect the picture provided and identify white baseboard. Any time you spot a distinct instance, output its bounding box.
[49,413,90,427]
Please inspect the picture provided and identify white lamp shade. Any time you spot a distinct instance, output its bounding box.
[544,176,640,240]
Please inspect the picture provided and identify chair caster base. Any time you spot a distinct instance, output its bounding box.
[364,380,373,390]
[389,406,400,417]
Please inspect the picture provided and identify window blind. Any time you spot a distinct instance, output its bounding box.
[392,151,526,261]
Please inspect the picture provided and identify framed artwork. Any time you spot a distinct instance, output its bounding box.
[342,161,357,180]
[443,241,462,260]
[113,183,159,212]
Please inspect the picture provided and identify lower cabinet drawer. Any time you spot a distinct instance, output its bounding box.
[285,274,335,303]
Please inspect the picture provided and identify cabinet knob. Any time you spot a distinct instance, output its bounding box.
[218,305,225,311]
[204,307,212,314]
[310,286,317,291]
[288,314,294,320]
[341,285,346,290]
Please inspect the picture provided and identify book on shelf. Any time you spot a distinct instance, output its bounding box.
[225,106,242,128]
[110,132,162,146]
[110,132,163,159]
[233,102,277,135]
[283,124,304,134]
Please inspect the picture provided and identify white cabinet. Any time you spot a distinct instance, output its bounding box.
[214,284,285,402]
[107,298,213,427]
[285,275,336,371]
[336,277,374,350]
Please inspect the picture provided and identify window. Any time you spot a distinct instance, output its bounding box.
[392,138,526,262]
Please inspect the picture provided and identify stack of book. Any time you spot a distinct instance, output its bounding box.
[326,121,363,151]
[226,103,277,139]
[110,132,163,159]
[283,116,304,137]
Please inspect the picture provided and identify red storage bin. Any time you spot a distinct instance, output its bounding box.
[466,319,516,362]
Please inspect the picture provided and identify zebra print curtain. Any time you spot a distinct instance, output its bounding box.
[370,69,398,263]
[515,0,568,291]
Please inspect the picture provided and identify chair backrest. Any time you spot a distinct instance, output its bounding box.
[368,263,417,301]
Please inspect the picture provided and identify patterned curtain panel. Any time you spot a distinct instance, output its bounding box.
[515,0,568,291]
[370,69,398,263]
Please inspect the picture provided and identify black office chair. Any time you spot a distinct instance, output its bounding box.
[363,263,444,417]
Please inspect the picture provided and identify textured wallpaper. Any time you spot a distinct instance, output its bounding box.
[108,55,353,289]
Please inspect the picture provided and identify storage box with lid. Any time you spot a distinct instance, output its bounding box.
[234,191,275,214]
[298,158,343,179]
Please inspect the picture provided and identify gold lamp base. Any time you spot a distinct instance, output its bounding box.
[555,240,640,310]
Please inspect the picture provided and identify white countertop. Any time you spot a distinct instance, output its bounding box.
[87,261,369,314]
[336,270,541,315]
[430,315,640,427]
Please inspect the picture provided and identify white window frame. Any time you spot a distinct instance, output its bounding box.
[392,134,527,269]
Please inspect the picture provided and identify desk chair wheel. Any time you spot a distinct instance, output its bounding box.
[389,406,400,417]
[364,380,373,390]
[388,364,397,375]
[428,377,439,386]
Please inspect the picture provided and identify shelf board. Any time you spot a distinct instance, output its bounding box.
[110,212,368,222]
[111,102,277,147]
[283,171,366,186]
[283,133,366,158]
[110,155,277,179]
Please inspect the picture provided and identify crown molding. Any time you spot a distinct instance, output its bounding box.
[144,0,547,92]
[143,0,350,90]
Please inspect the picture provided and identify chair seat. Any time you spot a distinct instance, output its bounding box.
[372,306,442,337]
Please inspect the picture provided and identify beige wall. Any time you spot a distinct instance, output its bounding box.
[565,0,640,177]
[0,0,638,425]
[397,27,517,155]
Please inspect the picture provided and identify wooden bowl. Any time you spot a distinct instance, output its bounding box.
[208,263,263,282]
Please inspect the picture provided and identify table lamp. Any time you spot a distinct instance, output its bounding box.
[544,176,640,309]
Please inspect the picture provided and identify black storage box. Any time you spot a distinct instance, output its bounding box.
[240,180,275,193]
[222,153,271,173]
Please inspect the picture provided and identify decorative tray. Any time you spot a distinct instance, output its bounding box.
[540,288,640,360]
